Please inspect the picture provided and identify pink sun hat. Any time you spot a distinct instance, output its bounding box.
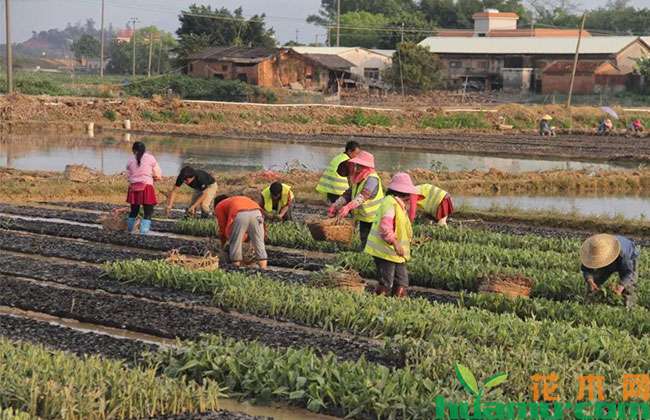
[348,151,375,169]
[388,172,419,195]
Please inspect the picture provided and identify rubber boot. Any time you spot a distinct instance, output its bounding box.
[375,285,390,296]
[140,219,152,235]
[127,217,137,233]
[393,286,408,298]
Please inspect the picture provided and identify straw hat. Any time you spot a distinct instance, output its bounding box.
[348,151,375,169]
[542,115,553,121]
[580,234,621,269]
[388,172,418,195]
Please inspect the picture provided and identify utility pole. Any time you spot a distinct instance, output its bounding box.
[566,13,586,109]
[129,17,138,78]
[5,0,12,93]
[99,0,105,78]
[295,29,299,44]
[147,32,154,77]
[157,37,163,74]
[336,0,341,47]
[401,22,405,43]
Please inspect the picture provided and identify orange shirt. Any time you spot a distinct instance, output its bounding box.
[215,196,262,240]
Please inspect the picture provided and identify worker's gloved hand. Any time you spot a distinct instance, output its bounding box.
[394,242,405,257]
[327,205,338,218]
[337,203,354,219]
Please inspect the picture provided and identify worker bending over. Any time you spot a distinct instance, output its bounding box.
[260,182,294,221]
[414,184,454,227]
[539,115,556,137]
[316,141,361,203]
[365,173,419,297]
[214,195,267,269]
[166,166,218,217]
[328,151,384,249]
[581,234,639,307]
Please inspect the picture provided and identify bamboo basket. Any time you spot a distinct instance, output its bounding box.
[99,207,139,232]
[307,218,355,244]
[311,268,366,294]
[166,249,219,272]
[64,164,99,182]
[478,274,533,298]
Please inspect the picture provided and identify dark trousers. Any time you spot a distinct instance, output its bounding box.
[129,204,154,220]
[374,257,409,290]
[358,221,372,250]
[326,193,340,204]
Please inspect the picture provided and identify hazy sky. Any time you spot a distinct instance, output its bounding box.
[5,0,650,44]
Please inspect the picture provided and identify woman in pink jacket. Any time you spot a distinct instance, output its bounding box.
[126,142,162,234]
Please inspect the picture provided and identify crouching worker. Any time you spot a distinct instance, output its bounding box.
[166,166,218,218]
[414,184,454,227]
[364,173,419,298]
[581,234,639,308]
[214,195,268,269]
[260,182,294,222]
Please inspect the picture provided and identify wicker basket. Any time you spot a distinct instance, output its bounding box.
[99,207,139,232]
[311,268,366,294]
[64,165,99,182]
[478,274,533,298]
[307,218,355,244]
[166,249,219,272]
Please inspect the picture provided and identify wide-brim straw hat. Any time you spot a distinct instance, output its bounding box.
[348,151,375,169]
[388,172,419,195]
[580,234,621,269]
[542,114,553,121]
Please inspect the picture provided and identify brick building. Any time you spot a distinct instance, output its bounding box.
[541,61,627,94]
[187,47,353,93]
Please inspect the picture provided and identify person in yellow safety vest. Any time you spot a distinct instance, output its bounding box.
[414,184,454,227]
[364,172,420,298]
[259,181,294,222]
[328,151,384,249]
[316,141,361,204]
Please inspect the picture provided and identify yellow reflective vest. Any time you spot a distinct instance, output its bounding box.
[417,184,447,216]
[351,172,384,223]
[316,153,350,196]
[262,183,293,213]
[364,196,413,264]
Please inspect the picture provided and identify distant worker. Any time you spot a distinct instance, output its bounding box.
[328,151,384,249]
[364,172,419,297]
[539,115,556,137]
[260,181,294,222]
[627,119,644,136]
[414,184,454,227]
[597,118,614,136]
[126,141,161,234]
[166,166,218,218]
[581,234,639,307]
[316,141,361,203]
[214,195,267,269]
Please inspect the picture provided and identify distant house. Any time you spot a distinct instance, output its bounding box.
[116,28,134,43]
[418,35,650,93]
[541,61,628,94]
[187,46,353,93]
[290,47,392,84]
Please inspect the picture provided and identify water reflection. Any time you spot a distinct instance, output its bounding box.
[457,195,650,220]
[0,133,637,175]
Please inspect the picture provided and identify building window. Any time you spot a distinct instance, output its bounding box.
[364,67,380,80]
[237,73,248,82]
[188,63,193,72]
[449,61,462,68]
[213,74,224,80]
[476,61,488,70]
[222,64,228,71]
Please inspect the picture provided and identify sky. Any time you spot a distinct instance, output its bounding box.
[4,0,650,44]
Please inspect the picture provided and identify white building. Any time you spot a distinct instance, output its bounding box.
[291,47,393,83]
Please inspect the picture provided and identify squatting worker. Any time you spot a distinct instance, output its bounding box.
[328,151,384,249]
[260,181,294,222]
[214,194,268,269]
[316,141,361,203]
[581,234,640,307]
[126,141,161,235]
[414,184,454,227]
[166,166,218,217]
[364,172,419,298]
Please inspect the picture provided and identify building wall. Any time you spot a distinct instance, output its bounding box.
[502,68,533,92]
[616,41,650,73]
[542,74,595,94]
[339,49,392,80]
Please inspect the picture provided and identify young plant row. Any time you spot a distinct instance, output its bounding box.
[0,408,31,420]
[0,338,222,419]
[105,260,650,369]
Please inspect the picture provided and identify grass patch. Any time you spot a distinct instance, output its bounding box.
[419,112,490,129]
[102,110,117,121]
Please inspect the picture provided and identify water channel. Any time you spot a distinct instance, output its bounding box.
[0,133,637,175]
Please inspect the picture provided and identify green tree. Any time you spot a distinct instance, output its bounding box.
[420,0,529,28]
[383,42,444,92]
[176,4,276,63]
[307,0,416,28]
[71,34,100,60]
[377,11,436,49]
[338,12,389,48]
[106,26,177,75]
